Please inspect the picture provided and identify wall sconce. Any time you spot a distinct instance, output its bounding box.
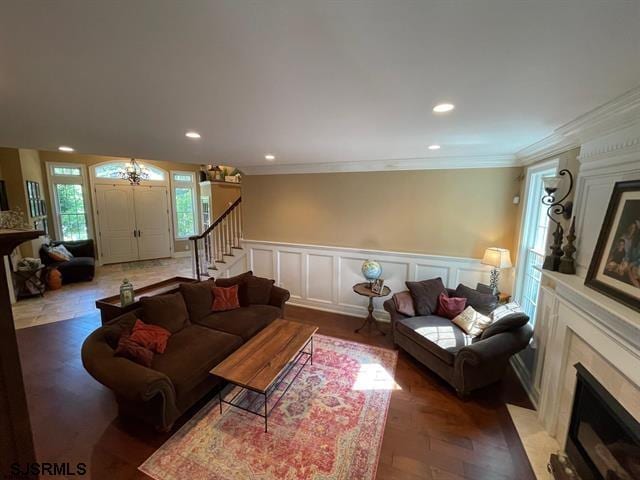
[541,169,575,272]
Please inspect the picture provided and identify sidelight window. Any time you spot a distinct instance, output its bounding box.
[171,171,197,239]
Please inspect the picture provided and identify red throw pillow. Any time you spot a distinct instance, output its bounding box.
[211,285,240,312]
[436,292,467,319]
[129,319,171,354]
[114,334,154,367]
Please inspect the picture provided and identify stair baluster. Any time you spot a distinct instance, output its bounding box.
[189,197,242,279]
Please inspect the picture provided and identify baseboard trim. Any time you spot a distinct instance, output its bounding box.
[288,298,391,323]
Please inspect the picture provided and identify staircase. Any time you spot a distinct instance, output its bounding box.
[189,197,244,280]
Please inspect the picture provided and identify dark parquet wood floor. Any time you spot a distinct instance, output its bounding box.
[16,305,535,479]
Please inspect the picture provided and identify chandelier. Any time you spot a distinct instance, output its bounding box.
[119,158,149,185]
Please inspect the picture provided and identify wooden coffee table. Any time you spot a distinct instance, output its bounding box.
[210,319,318,432]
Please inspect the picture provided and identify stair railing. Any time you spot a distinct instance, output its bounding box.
[189,197,242,279]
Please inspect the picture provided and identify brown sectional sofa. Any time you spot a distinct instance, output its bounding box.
[81,273,290,430]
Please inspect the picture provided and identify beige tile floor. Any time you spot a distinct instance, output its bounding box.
[12,257,194,330]
[507,403,561,479]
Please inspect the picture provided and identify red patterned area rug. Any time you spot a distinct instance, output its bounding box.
[139,334,398,480]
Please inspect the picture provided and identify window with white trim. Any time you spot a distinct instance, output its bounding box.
[47,163,91,241]
[171,171,197,239]
[95,161,165,181]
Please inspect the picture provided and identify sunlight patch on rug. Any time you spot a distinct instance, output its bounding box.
[139,334,397,480]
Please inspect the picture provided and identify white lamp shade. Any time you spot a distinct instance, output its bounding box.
[481,247,512,269]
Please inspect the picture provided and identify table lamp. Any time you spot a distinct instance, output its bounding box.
[481,247,512,294]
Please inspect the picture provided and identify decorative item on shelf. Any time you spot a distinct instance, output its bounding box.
[361,259,382,286]
[541,169,574,271]
[118,158,149,185]
[481,247,512,295]
[209,165,223,181]
[585,179,640,313]
[198,165,208,182]
[0,208,29,230]
[559,217,577,274]
[120,278,135,307]
[371,278,385,294]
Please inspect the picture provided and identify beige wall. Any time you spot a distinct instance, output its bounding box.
[0,148,49,256]
[243,167,523,259]
[211,183,241,218]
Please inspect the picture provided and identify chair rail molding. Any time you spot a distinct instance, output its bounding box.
[242,239,496,320]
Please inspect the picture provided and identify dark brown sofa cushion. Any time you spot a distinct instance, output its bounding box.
[196,305,280,340]
[215,270,253,306]
[395,315,476,365]
[152,325,242,401]
[405,277,447,316]
[245,276,275,305]
[103,311,138,349]
[179,280,215,322]
[455,284,498,315]
[214,270,253,287]
[140,292,190,334]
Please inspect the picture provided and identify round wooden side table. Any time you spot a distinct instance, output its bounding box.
[352,282,391,335]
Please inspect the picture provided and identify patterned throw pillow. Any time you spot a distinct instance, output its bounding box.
[115,334,154,367]
[129,319,171,354]
[490,302,523,321]
[435,292,467,319]
[211,285,241,312]
[452,306,493,337]
[47,244,74,262]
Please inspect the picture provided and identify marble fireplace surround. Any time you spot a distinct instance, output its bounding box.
[536,270,640,450]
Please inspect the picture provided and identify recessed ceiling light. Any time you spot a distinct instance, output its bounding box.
[433,103,455,113]
[185,131,201,139]
[265,154,275,161]
[58,146,74,152]
[428,144,441,150]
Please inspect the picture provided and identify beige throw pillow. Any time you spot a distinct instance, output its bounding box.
[452,306,493,337]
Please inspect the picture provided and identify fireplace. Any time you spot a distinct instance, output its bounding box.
[566,364,640,480]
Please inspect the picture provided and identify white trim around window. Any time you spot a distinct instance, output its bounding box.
[170,170,198,240]
[45,162,94,242]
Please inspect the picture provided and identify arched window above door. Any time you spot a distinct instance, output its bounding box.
[94,161,165,181]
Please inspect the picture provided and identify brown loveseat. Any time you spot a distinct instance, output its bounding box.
[81,272,289,430]
[384,282,533,397]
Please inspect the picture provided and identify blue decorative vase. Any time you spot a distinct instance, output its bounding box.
[361,260,382,282]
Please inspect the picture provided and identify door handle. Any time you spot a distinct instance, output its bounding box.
[138,230,141,237]
[133,230,137,237]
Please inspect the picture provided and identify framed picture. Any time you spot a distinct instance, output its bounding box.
[26,180,42,217]
[371,278,385,294]
[585,180,640,312]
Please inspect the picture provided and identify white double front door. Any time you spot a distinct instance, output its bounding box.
[95,185,172,264]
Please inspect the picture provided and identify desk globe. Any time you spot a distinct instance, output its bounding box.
[361,260,381,282]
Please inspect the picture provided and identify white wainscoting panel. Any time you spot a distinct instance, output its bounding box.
[251,248,274,279]
[277,250,303,299]
[243,240,493,320]
[306,254,333,304]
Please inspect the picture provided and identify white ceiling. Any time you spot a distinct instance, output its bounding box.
[0,0,639,171]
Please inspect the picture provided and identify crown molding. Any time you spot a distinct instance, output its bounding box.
[514,132,579,166]
[241,154,518,175]
[516,84,640,166]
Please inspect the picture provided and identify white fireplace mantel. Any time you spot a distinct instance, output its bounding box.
[535,269,640,445]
